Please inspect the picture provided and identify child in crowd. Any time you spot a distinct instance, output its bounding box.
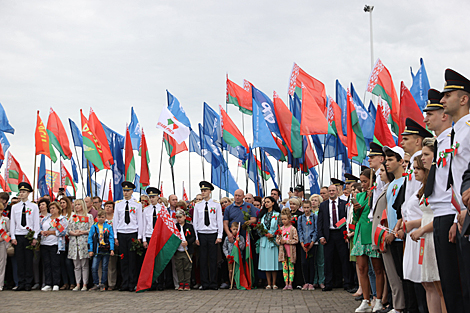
[222,221,245,289]
[297,201,317,290]
[277,208,298,290]
[174,209,195,291]
[88,210,114,291]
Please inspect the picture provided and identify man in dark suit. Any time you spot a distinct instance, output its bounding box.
[318,184,351,291]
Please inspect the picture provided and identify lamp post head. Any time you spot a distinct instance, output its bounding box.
[364,5,374,12]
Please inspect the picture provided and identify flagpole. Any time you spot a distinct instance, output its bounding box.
[188,153,191,200]
[72,145,86,198]
[94,171,97,197]
[170,165,176,195]
[101,169,108,201]
[87,161,93,198]
[32,154,37,201]
[158,138,164,189]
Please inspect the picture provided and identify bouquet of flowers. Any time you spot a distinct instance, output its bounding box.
[130,238,144,256]
[25,227,41,251]
[241,209,252,233]
[253,222,276,244]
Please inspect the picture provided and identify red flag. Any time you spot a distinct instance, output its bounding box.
[160,181,163,198]
[346,90,358,159]
[220,105,250,153]
[182,183,188,201]
[273,91,302,158]
[124,126,135,182]
[374,100,397,147]
[107,181,113,202]
[327,97,347,146]
[288,63,327,114]
[139,129,150,187]
[399,82,426,143]
[0,174,11,192]
[80,110,111,171]
[418,238,425,265]
[46,108,73,159]
[35,111,57,162]
[301,137,318,172]
[451,186,461,213]
[88,108,113,167]
[5,152,31,192]
[300,84,329,135]
[226,77,252,114]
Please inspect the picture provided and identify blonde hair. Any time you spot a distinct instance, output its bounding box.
[281,208,292,220]
[158,197,168,207]
[220,197,232,206]
[309,194,323,203]
[422,137,435,150]
[74,199,87,216]
[288,198,301,207]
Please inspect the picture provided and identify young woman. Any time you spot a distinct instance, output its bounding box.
[309,194,324,289]
[351,169,385,313]
[258,196,282,289]
[408,140,444,313]
[0,203,9,291]
[40,202,68,291]
[68,199,94,291]
[59,197,75,290]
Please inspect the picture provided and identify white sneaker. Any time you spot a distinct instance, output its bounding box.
[52,285,59,291]
[372,299,382,312]
[72,285,81,291]
[81,286,88,291]
[41,285,52,291]
[355,299,372,312]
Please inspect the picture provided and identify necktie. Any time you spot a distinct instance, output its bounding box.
[447,128,455,190]
[332,200,337,227]
[21,203,26,227]
[125,201,130,224]
[153,205,157,227]
[204,202,210,227]
[424,140,439,198]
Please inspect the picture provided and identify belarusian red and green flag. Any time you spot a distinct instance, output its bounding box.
[80,110,112,171]
[346,89,367,161]
[124,126,136,182]
[88,108,114,168]
[366,59,400,135]
[399,82,426,143]
[5,152,30,192]
[60,161,77,196]
[230,236,251,290]
[226,77,252,115]
[327,97,347,146]
[219,105,250,153]
[273,91,302,159]
[136,208,182,292]
[35,111,57,163]
[46,108,72,160]
[374,98,396,147]
[300,84,330,136]
[163,133,188,166]
[139,129,150,188]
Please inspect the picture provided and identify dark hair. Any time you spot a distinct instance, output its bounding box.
[104,201,115,209]
[253,196,262,203]
[92,196,102,202]
[258,196,281,220]
[271,188,280,196]
[320,186,328,190]
[416,155,429,199]
[38,198,50,211]
[380,161,395,183]
[384,149,402,161]
[0,192,9,202]
[352,183,363,192]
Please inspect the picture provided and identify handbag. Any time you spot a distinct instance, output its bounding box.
[6,243,14,257]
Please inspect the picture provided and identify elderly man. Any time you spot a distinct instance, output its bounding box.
[223,189,257,242]
[244,193,254,204]
[85,197,98,219]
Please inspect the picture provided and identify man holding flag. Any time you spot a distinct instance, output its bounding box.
[193,181,223,290]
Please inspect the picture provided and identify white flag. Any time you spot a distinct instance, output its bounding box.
[156,107,190,144]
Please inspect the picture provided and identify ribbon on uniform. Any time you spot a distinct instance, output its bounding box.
[402,169,413,181]
[392,184,398,196]
[210,208,216,214]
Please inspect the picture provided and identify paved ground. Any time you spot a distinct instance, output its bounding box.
[2,287,358,313]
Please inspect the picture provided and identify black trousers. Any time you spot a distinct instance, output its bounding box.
[41,245,61,286]
[15,235,34,287]
[433,215,464,313]
[198,233,218,289]
[300,245,317,285]
[323,229,351,288]
[117,232,137,289]
[457,227,470,308]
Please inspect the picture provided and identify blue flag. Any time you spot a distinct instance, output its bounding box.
[0,103,14,134]
[260,148,278,189]
[203,103,224,149]
[134,174,141,193]
[252,93,282,160]
[368,100,377,122]
[335,80,348,136]
[38,155,49,197]
[101,122,125,201]
[212,158,239,196]
[129,107,142,150]
[410,58,431,112]
[310,135,324,164]
[189,129,202,155]
[167,90,191,128]
[0,131,10,168]
[246,149,263,197]
[308,167,320,195]
[69,118,83,147]
[252,86,282,139]
[70,157,79,184]
[351,83,374,149]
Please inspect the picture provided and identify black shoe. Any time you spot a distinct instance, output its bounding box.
[210,287,218,290]
[347,287,358,294]
[157,286,164,291]
[128,287,134,292]
[119,286,129,291]
[24,285,32,291]
[14,286,25,291]
[376,303,392,313]
[355,294,364,301]
[322,286,332,291]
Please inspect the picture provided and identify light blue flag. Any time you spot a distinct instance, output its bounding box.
[167,90,191,128]
[203,103,224,149]
[70,157,79,184]
[351,83,374,149]
[335,80,348,136]
[260,148,278,189]
[246,149,263,197]
[308,167,320,195]
[368,100,377,122]
[69,118,83,147]
[189,129,202,155]
[129,107,142,150]
[0,103,14,134]
[0,131,10,168]
[410,58,431,112]
[134,174,140,193]
[212,158,239,196]
[252,93,282,160]
[252,86,282,139]
[198,124,222,169]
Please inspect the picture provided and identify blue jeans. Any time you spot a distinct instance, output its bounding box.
[92,254,110,286]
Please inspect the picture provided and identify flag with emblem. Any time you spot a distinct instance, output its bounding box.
[80,110,112,171]
[226,77,252,115]
[137,208,182,292]
[182,182,188,201]
[230,225,251,290]
[157,107,189,144]
[346,89,367,161]
[60,161,77,196]
[5,152,31,192]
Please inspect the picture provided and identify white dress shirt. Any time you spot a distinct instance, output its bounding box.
[40,215,67,246]
[142,203,163,241]
[369,168,386,220]
[428,128,458,217]
[193,198,223,240]
[328,198,339,229]
[450,114,470,207]
[10,200,40,240]
[113,198,143,239]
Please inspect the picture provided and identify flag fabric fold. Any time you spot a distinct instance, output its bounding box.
[157,107,190,144]
[35,111,57,163]
[47,108,72,159]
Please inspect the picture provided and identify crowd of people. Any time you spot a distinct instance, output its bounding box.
[1,69,470,313]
